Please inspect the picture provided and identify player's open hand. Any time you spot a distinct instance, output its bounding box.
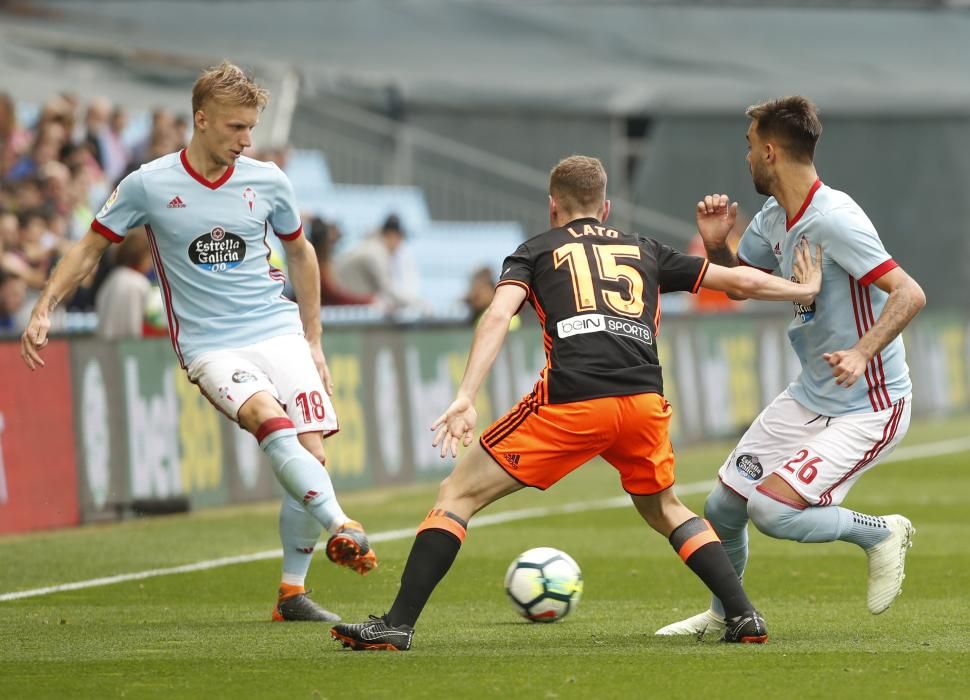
[21,314,51,370]
[823,348,868,387]
[431,396,478,458]
[792,239,824,306]
[696,193,738,248]
[309,343,334,395]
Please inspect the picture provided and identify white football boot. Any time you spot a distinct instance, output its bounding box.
[865,514,914,614]
[655,608,726,637]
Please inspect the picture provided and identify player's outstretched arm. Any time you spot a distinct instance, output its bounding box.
[823,266,926,387]
[701,239,822,305]
[21,228,112,370]
[431,283,528,458]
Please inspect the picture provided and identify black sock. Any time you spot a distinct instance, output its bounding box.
[669,517,753,619]
[386,528,462,628]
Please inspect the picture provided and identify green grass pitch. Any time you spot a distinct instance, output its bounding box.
[1,416,969,699]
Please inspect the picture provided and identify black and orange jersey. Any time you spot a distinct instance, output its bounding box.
[497,217,708,404]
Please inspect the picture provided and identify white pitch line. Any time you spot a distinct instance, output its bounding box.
[1,436,967,603]
[0,482,712,603]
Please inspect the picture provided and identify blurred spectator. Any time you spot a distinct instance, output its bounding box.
[8,127,63,181]
[307,217,375,306]
[132,108,175,164]
[94,229,155,339]
[0,269,27,333]
[15,210,59,289]
[173,114,190,146]
[464,265,495,324]
[335,214,425,312]
[0,92,31,176]
[101,106,132,185]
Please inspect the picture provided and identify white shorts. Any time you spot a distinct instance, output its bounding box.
[186,334,339,437]
[717,389,910,506]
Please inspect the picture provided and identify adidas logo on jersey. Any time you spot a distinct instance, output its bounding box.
[504,453,521,468]
[168,196,186,208]
[773,241,782,255]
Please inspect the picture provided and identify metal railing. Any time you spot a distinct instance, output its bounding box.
[290,97,697,242]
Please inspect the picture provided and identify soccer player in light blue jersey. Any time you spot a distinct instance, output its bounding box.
[657,96,927,637]
[21,62,377,622]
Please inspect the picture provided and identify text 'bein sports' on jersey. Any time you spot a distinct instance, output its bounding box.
[188,226,246,271]
[556,313,653,345]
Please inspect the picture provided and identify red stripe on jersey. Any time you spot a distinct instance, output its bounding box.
[817,398,904,505]
[145,225,185,367]
[275,224,303,241]
[180,148,234,190]
[91,219,123,242]
[859,259,898,287]
[786,178,822,231]
[848,278,880,411]
[530,292,552,402]
[861,284,892,407]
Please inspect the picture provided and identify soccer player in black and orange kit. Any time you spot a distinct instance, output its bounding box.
[331,155,823,651]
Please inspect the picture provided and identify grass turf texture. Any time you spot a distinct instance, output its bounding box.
[1,416,969,699]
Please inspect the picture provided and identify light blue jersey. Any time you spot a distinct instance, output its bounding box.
[737,180,911,416]
[93,150,304,366]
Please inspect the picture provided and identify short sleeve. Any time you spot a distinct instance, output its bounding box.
[736,209,778,273]
[92,170,148,242]
[819,207,897,286]
[496,242,532,294]
[270,167,303,240]
[655,241,709,294]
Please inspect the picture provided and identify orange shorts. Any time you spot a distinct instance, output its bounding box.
[479,392,675,496]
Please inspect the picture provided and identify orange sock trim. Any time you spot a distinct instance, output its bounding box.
[676,520,721,562]
[416,509,467,543]
[278,583,305,600]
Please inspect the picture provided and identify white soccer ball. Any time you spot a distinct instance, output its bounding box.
[504,547,583,623]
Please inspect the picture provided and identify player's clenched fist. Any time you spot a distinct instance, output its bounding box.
[823,348,868,387]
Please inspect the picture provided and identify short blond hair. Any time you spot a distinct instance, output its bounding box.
[191,61,269,114]
[549,155,607,212]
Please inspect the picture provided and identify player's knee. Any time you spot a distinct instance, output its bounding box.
[435,474,465,507]
[704,483,748,536]
[746,489,798,540]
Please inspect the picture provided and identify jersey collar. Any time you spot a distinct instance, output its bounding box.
[180,148,235,190]
[786,178,822,231]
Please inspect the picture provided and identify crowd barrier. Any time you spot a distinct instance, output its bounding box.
[1,310,967,534]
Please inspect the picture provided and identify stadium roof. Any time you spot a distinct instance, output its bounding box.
[2,1,970,116]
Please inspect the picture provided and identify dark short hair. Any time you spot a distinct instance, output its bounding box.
[380,214,405,236]
[746,96,822,163]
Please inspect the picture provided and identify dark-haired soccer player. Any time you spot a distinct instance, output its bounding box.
[657,96,926,638]
[331,154,825,651]
[21,62,377,622]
